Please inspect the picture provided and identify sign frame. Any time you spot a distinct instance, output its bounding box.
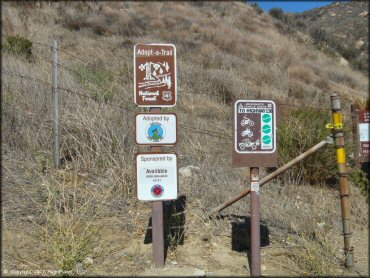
[135,112,178,146]
[135,152,179,202]
[358,110,370,162]
[134,43,177,107]
[232,99,278,168]
[234,100,277,154]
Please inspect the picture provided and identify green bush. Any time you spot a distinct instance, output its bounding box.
[269,8,292,24]
[350,167,370,203]
[295,20,306,29]
[4,35,32,59]
[309,27,328,47]
[321,46,337,59]
[278,108,337,185]
[250,3,264,15]
[74,65,115,103]
[339,45,360,61]
[351,56,368,74]
[269,8,284,20]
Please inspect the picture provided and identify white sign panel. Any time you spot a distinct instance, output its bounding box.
[359,123,369,142]
[136,153,178,201]
[135,113,177,145]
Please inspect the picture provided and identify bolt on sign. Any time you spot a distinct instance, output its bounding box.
[134,44,177,107]
[358,110,370,162]
[232,100,278,167]
[136,153,178,201]
[135,113,177,145]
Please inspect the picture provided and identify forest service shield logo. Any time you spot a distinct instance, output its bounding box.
[162,91,172,101]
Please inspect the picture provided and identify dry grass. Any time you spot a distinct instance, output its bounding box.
[2,1,369,276]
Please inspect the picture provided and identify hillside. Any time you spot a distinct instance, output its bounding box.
[2,1,369,277]
[281,1,368,73]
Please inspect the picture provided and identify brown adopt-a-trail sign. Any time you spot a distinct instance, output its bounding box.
[232,100,278,167]
[134,44,177,107]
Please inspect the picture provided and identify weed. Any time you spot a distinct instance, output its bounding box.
[321,46,337,59]
[3,35,32,60]
[278,108,337,185]
[350,167,370,203]
[288,65,314,84]
[286,231,340,276]
[41,172,102,274]
[74,64,114,103]
[250,3,264,15]
[310,27,329,48]
[269,8,284,20]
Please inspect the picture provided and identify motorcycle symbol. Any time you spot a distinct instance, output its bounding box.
[241,128,253,138]
[238,139,260,150]
[240,116,254,127]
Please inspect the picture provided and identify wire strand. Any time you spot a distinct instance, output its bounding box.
[2,69,51,87]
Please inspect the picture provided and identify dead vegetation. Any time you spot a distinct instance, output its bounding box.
[2,1,369,276]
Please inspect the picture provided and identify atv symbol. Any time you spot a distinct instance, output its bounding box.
[240,116,254,127]
[238,139,260,150]
[241,128,253,138]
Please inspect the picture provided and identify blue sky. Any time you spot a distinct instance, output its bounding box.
[248,1,335,13]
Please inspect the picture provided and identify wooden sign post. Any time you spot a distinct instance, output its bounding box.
[232,100,277,277]
[134,43,177,268]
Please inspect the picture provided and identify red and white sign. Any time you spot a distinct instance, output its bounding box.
[136,153,178,201]
[134,44,177,107]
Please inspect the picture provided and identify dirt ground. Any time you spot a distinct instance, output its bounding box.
[2,149,368,277]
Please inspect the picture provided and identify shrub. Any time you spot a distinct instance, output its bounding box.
[309,27,328,47]
[321,46,337,59]
[250,3,263,15]
[269,7,284,20]
[41,172,102,274]
[351,56,368,74]
[278,108,337,185]
[74,64,115,103]
[350,167,370,203]
[4,35,32,59]
[287,231,339,276]
[288,65,314,84]
[295,19,306,28]
[339,45,360,61]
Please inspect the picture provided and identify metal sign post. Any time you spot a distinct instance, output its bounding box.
[250,167,260,277]
[51,39,59,168]
[134,43,178,268]
[232,100,277,276]
[150,121,165,269]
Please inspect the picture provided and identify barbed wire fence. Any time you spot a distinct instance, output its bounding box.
[3,39,358,168]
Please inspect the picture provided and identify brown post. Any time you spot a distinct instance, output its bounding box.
[250,167,261,276]
[351,104,360,168]
[150,107,165,268]
[330,94,354,269]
